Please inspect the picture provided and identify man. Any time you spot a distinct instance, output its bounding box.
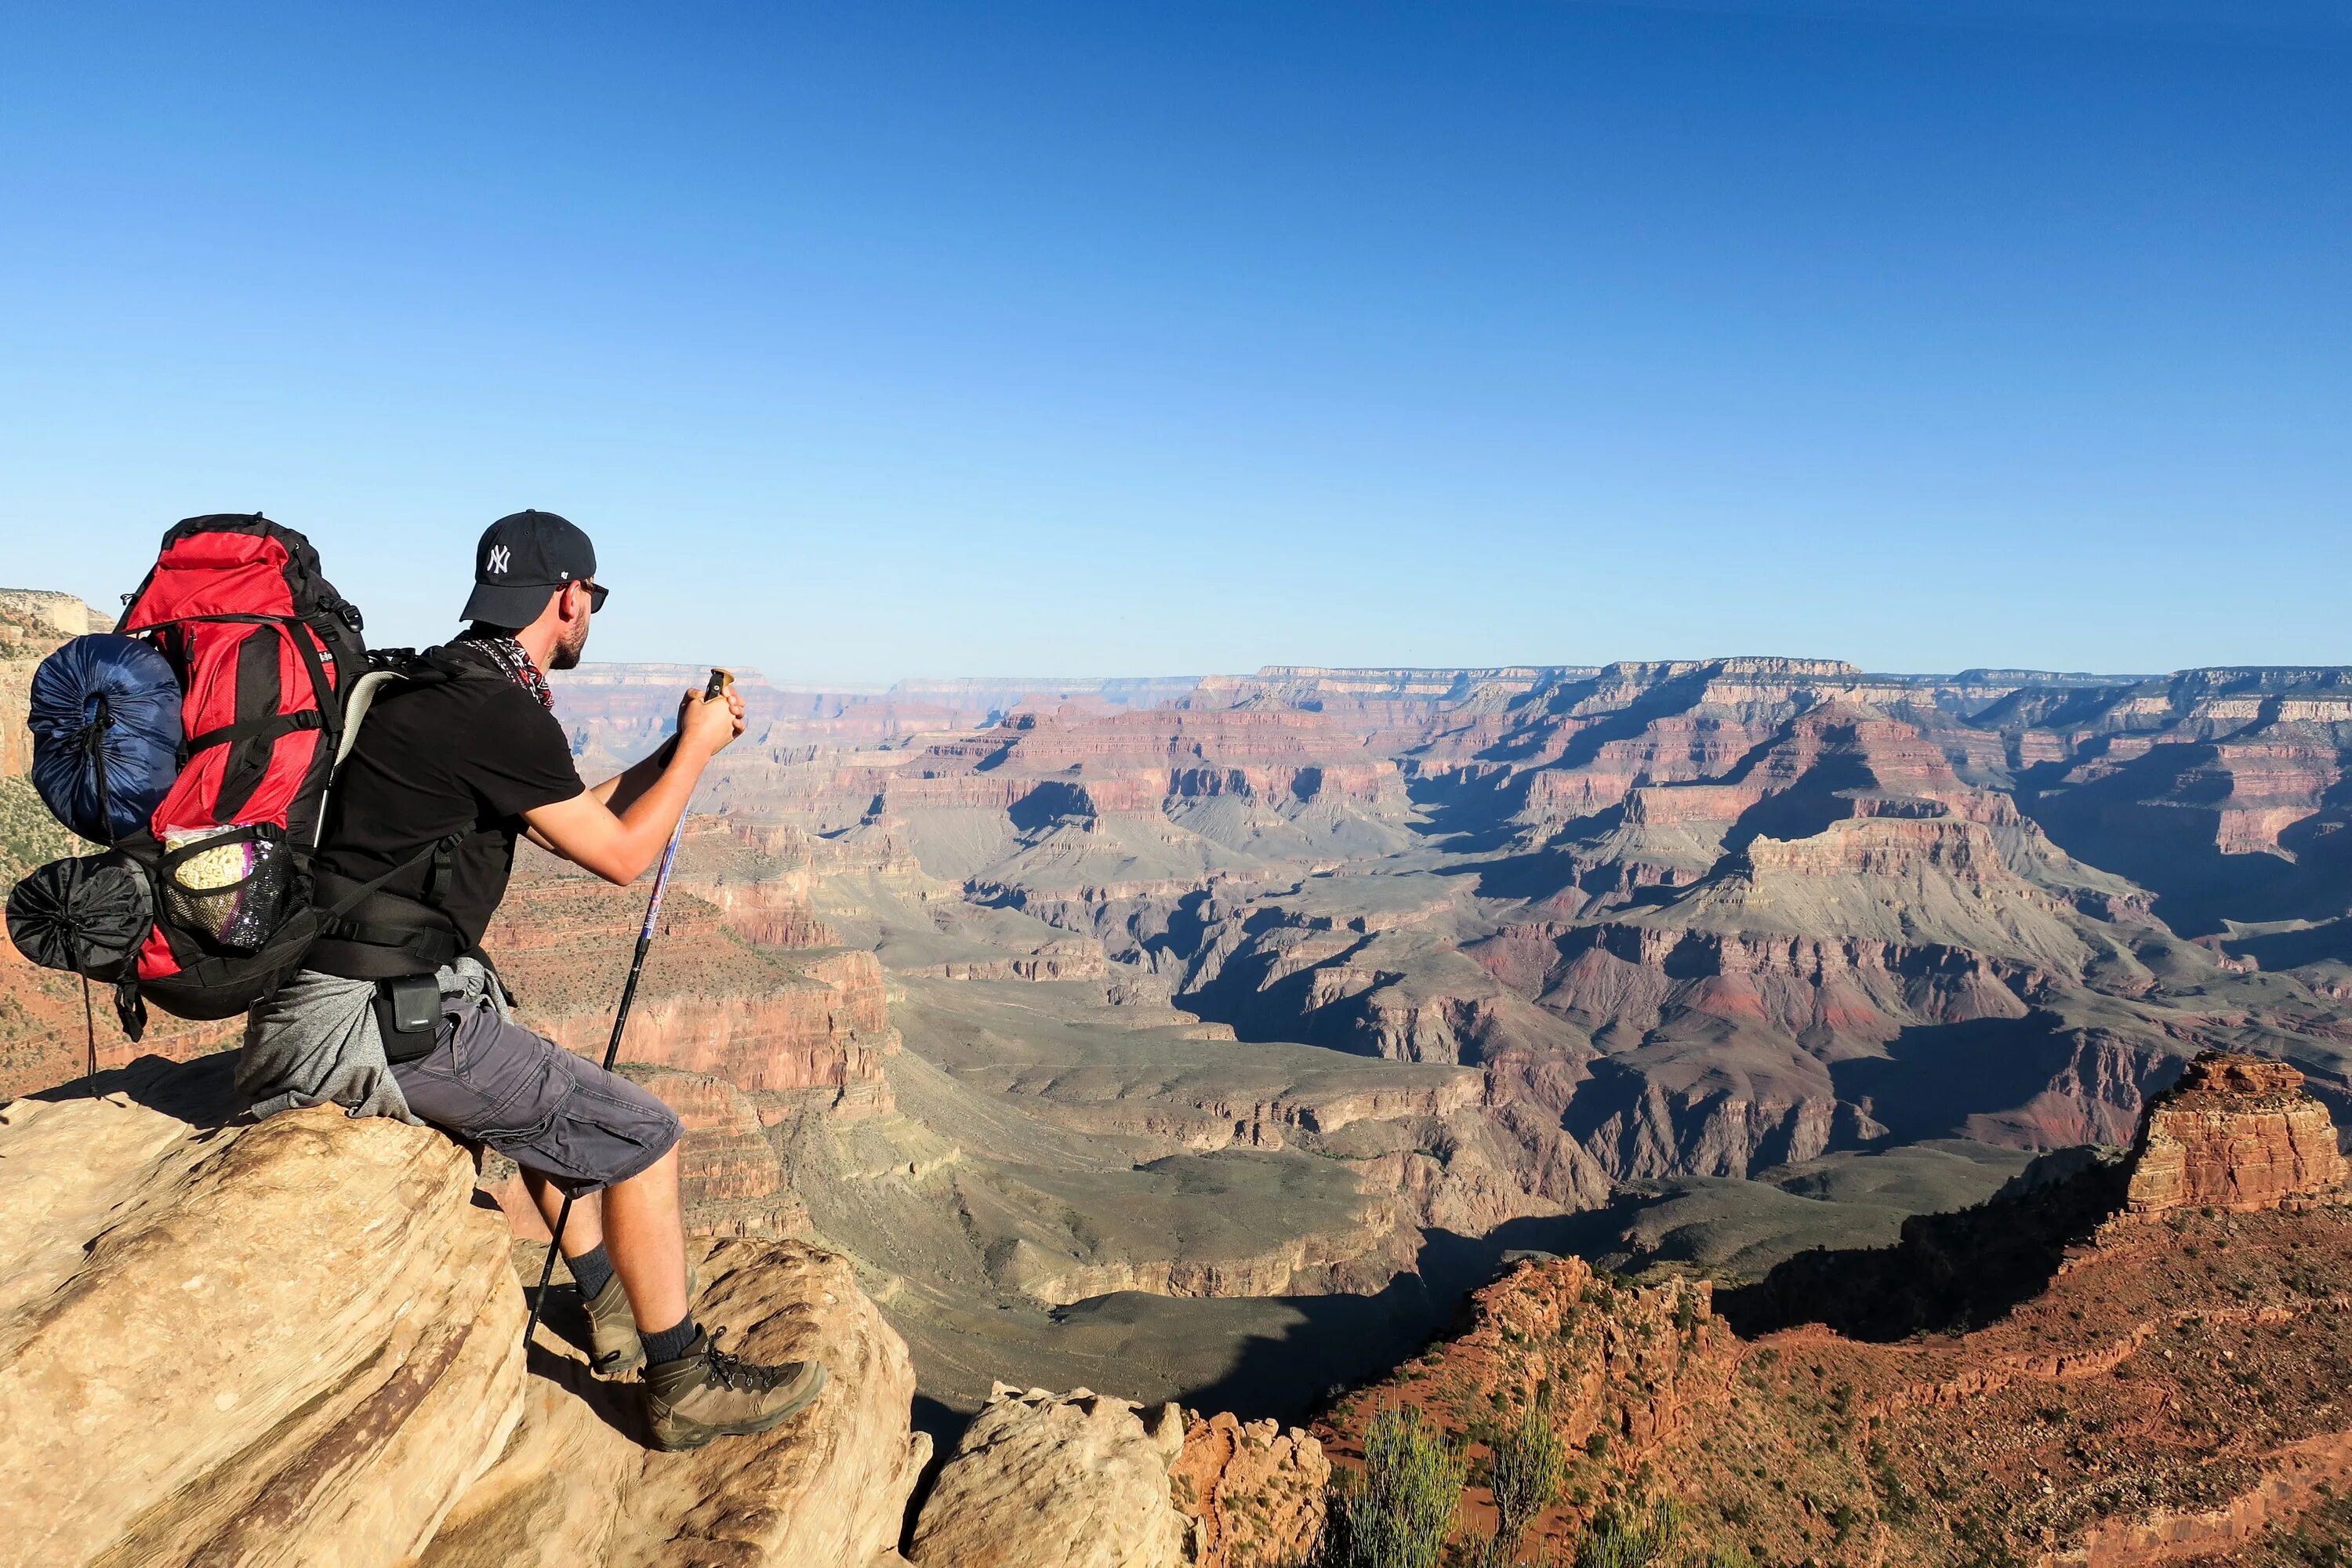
[240,510,826,1452]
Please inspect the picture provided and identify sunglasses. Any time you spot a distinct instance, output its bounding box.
[577,579,610,612]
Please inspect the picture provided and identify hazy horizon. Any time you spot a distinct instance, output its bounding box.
[5,2,2346,680]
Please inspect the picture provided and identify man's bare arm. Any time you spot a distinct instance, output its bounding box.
[523,684,744,884]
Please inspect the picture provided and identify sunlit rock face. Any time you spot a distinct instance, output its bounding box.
[2125,1051,2350,1216]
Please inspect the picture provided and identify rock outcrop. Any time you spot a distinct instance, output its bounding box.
[0,1061,525,1568]
[909,1384,1191,1568]
[0,1056,931,1568]
[419,1238,929,1568]
[2125,1051,2350,1215]
[1167,1410,1330,1568]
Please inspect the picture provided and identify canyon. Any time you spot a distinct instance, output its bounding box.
[514,649,2352,1418]
[6,587,2352,1559]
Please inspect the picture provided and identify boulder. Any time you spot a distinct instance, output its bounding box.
[1167,1411,1330,1568]
[909,1385,1190,1568]
[0,1058,524,1568]
[417,1236,930,1568]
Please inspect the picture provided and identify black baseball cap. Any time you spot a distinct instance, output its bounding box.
[460,510,601,626]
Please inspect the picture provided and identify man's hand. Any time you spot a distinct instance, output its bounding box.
[526,683,747,884]
[677,683,746,756]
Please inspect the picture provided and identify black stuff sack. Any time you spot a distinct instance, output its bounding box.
[5,857,153,981]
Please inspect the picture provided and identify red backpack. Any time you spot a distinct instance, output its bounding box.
[5,515,372,1036]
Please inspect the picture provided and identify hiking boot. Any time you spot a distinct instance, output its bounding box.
[579,1258,699,1380]
[583,1272,646,1377]
[643,1330,830,1453]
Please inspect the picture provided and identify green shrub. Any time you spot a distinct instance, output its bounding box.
[1320,1406,1468,1568]
[1573,1496,1683,1568]
[1462,1533,1521,1568]
[1484,1397,1570,1552]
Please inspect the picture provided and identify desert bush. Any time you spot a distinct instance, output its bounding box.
[1320,1406,1468,1568]
[1573,1495,1684,1568]
[1462,1532,1520,1568]
[1483,1397,1570,1551]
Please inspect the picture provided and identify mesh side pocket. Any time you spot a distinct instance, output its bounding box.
[160,824,293,952]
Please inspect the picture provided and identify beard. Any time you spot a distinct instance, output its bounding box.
[550,615,590,670]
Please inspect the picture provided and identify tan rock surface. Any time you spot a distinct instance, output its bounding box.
[1167,1410,1329,1568]
[0,1059,524,1568]
[2126,1051,2350,1216]
[909,1384,1190,1568]
[417,1237,931,1568]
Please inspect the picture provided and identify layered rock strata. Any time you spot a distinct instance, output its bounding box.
[619,1064,812,1238]
[2125,1051,2350,1215]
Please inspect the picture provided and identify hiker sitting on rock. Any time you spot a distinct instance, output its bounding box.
[239,510,827,1451]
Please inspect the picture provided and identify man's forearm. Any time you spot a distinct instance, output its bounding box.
[590,737,678,812]
[603,742,710,877]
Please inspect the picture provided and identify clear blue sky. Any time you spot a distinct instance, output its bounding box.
[2,2,2344,681]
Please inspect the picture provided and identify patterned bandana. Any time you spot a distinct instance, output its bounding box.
[458,632,555,711]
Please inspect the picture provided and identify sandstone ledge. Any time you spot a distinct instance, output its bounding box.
[0,1068,523,1568]
[0,1059,929,1568]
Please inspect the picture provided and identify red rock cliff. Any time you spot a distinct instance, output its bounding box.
[2125,1051,2350,1215]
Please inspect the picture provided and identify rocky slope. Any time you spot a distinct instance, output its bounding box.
[1317,1048,2352,1565]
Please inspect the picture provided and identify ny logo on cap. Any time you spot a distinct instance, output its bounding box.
[487,546,512,575]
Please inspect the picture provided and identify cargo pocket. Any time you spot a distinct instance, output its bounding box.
[478,1108,561,1149]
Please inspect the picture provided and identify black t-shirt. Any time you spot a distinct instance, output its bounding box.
[309,647,586,978]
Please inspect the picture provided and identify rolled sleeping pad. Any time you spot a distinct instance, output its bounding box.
[27,633,182,844]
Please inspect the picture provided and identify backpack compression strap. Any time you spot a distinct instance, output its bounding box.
[312,833,470,969]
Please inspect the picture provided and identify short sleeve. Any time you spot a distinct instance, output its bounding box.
[463,688,588,820]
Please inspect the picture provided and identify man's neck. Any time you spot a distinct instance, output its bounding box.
[512,623,560,675]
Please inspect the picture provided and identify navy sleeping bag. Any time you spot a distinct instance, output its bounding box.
[28,633,182,844]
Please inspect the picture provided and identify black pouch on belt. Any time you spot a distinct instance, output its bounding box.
[373,974,445,1064]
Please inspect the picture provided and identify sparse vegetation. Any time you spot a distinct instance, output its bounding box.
[1482,1393,1570,1552]
[1573,1495,1684,1568]
[1319,1406,1468,1568]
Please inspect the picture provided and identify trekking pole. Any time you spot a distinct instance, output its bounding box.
[521,667,733,1355]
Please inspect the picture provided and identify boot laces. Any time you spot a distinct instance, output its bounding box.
[703,1332,789,1392]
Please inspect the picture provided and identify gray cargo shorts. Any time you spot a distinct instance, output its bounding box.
[391,994,682,1196]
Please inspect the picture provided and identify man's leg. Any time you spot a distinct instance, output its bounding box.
[523,1172,604,1254]
[396,1002,827,1445]
[591,1145,689,1334]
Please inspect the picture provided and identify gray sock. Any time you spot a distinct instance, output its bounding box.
[642,1314,701,1367]
[566,1243,616,1301]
